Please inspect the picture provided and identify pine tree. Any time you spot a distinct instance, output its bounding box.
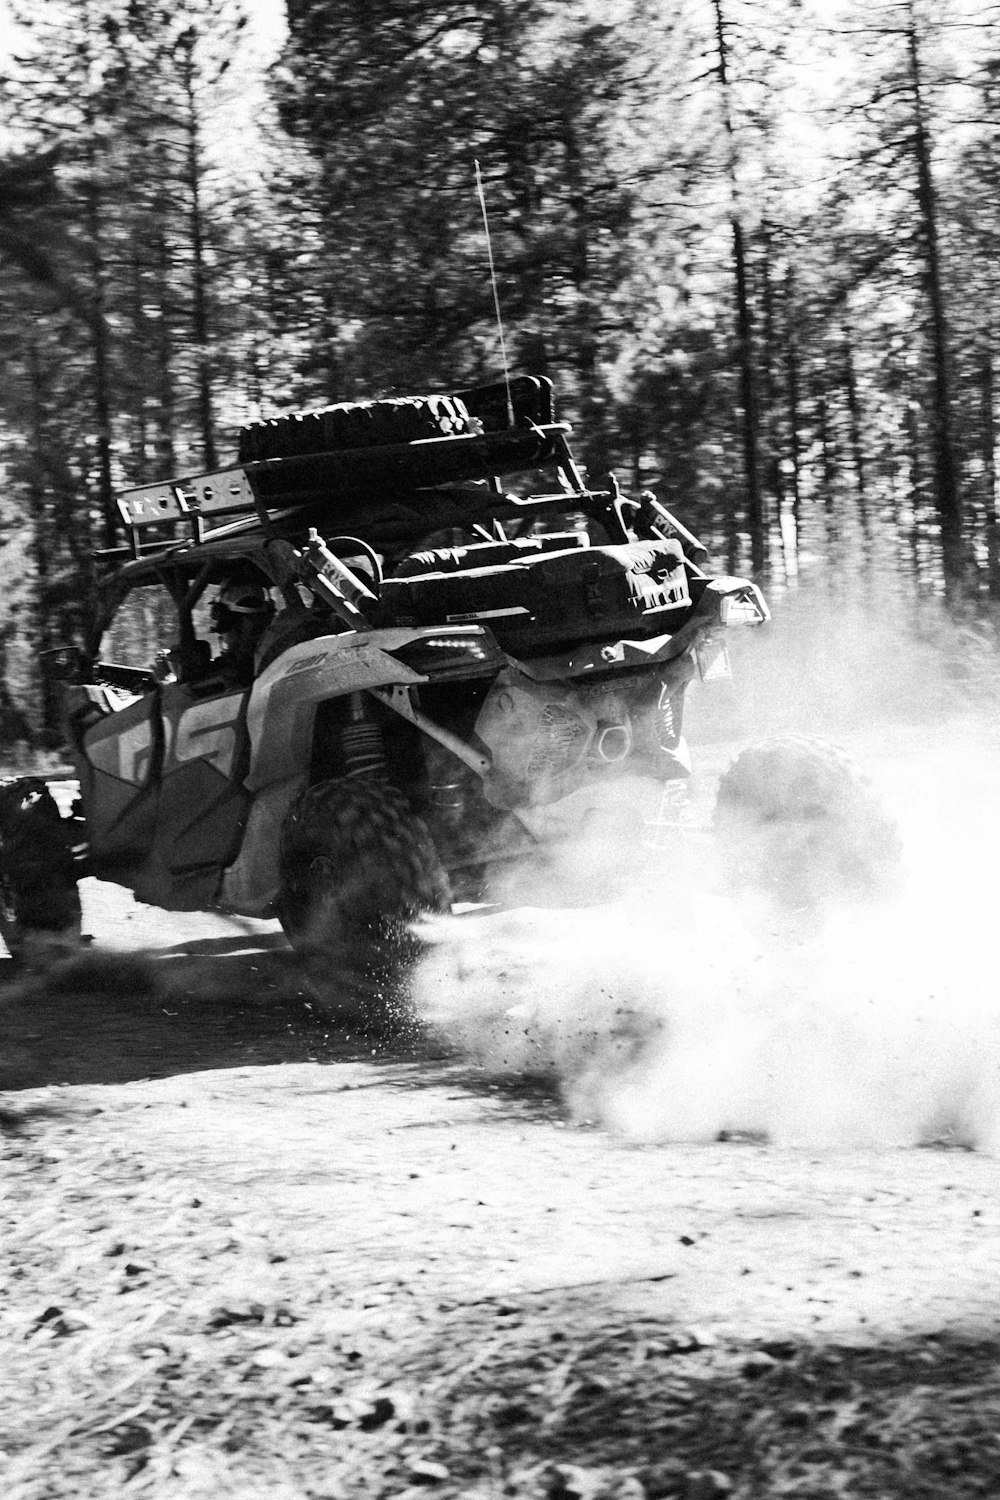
[270,0,645,470]
[0,0,260,734]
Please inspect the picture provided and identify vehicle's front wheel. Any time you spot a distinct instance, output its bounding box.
[277,777,452,1028]
[714,736,902,908]
[0,779,82,964]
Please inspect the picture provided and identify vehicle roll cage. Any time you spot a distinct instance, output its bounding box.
[85,374,712,658]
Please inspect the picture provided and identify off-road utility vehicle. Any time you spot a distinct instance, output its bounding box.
[1,376,900,1009]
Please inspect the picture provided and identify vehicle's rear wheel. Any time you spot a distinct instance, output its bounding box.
[277,777,452,1030]
[714,736,902,908]
[0,779,82,964]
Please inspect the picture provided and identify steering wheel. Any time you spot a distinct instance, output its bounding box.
[326,536,383,594]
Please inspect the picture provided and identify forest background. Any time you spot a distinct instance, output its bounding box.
[0,0,997,745]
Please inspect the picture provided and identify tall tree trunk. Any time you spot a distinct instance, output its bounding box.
[905,4,961,574]
[562,113,607,478]
[130,242,149,481]
[83,175,117,549]
[782,263,803,552]
[904,394,928,582]
[74,1,118,550]
[712,0,764,574]
[980,339,999,598]
[817,389,838,556]
[27,342,59,736]
[759,223,785,521]
[153,217,177,474]
[760,238,797,583]
[180,35,217,471]
[841,323,871,545]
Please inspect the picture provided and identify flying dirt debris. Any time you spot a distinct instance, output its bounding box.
[0,376,900,1025]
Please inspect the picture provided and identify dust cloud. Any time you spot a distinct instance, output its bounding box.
[413,590,1000,1152]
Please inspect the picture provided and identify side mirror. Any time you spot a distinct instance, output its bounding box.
[40,644,89,684]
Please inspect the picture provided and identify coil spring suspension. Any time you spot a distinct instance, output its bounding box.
[341,693,387,778]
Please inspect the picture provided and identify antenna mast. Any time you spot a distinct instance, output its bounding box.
[474,159,515,429]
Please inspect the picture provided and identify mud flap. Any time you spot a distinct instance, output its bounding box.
[220,775,306,917]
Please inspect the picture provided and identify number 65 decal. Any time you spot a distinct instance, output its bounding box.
[163,693,244,779]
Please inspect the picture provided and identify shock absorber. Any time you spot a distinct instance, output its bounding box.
[429,770,466,826]
[340,692,387,778]
[425,741,466,828]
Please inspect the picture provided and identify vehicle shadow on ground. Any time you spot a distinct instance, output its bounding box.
[0,941,562,1115]
[0,943,392,1091]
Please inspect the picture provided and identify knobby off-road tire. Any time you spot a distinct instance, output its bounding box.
[0,779,82,963]
[714,736,902,908]
[277,777,451,1031]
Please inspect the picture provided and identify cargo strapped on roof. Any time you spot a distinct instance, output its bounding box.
[116,423,568,559]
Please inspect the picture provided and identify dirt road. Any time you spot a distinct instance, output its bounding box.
[4,702,1000,1496]
[3,849,1000,1498]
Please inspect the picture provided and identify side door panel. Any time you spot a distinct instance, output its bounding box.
[133,685,252,910]
[75,690,163,880]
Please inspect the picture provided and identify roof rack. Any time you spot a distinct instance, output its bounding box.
[114,377,565,561]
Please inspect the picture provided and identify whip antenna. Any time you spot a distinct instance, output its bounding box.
[475,158,515,429]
